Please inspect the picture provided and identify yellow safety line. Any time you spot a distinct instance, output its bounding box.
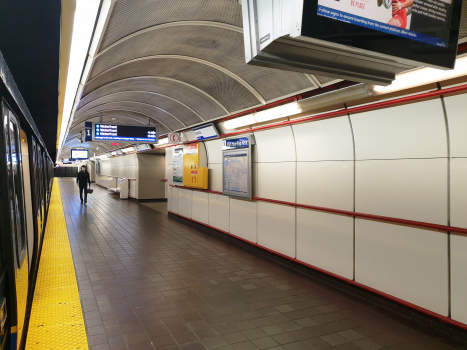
[26,179,88,350]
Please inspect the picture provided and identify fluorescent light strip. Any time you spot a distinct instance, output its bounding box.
[58,0,114,159]
[223,102,301,130]
[371,55,467,95]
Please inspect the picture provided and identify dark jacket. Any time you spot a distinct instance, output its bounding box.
[77,170,91,187]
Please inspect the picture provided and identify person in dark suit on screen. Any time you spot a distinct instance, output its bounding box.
[76,165,91,204]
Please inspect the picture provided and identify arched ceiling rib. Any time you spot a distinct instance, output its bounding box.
[76,91,205,125]
[78,77,228,119]
[98,0,243,50]
[61,0,344,159]
[88,24,315,103]
[73,101,184,130]
[84,55,267,106]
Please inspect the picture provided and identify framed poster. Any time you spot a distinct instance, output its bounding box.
[222,135,255,199]
[173,147,184,183]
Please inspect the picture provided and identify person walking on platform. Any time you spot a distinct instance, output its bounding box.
[76,165,91,204]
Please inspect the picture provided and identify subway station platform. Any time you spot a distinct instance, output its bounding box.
[29,178,467,350]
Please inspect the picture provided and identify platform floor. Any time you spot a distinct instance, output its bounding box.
[57,178,465,350]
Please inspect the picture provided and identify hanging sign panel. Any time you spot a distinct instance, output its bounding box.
[91,122,158,143]
[85,122,93,142]
[192,123,219,141]
[173,147,184,183]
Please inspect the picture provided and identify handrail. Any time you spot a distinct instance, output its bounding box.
[169,184,467,236]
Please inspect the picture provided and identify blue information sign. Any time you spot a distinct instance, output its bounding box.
[94,123,157,143]
[223,137,250,149]
[85,122,93,142]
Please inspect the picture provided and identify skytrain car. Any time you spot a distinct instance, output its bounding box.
[0,52,53,349]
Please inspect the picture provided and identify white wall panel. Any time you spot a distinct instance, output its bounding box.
[172,187,179,214]
[355,219,448,316]
[230,198,257,243]
[208,193,229,232]
[297,209,353,279]
[166,165,174,185]
[257,202,295,258]
[179,189,192,218]
[293,116,354,161]
[444,94,467,157]
[356,159,448,225]
[208,163,223,192]
[451,158,467,229]
[451,234,467,324]
[297,161,353,210]
[192,191,209,224]
[254,126,296,162]
[256,162,295,202]
[205,139,224,164]
[351,100,447,159]
[165,147,174,165]
[167,184,173,212]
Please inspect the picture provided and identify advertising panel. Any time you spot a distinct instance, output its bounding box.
[317,0,454,47]
[173,147,184,183]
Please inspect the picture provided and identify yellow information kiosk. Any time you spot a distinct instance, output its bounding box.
[183,143,208,189]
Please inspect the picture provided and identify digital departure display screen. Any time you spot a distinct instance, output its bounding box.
[94,123,157,143]
[71,149,89,160]
[317,0,454,47]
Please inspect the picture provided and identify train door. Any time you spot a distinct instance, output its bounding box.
[20,130,34,273]
[0,101,29,349]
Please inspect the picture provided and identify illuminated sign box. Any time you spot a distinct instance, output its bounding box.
[242,0,462,85]
[91,123,158,143]
[71,149,89,160]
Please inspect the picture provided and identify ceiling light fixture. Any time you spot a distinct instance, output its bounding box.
[57,0,115,159]
[121,146,135,153]
[371,55,467,95]
[224,102,302,130]
[157,137,168,145]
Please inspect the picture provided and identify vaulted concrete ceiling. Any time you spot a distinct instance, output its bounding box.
[60,0,344,158]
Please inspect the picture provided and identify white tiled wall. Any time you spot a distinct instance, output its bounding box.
[179,189,192,218]
[208,193,229,232]
[351,100,447,160]
[257,202,295,258]
[297,209,354,279]
[356,159,448,225]
[444,94,467,158]
[355,219,448,316]
[168,95,467,323]
[192,191,209,224]
[451,158,467,229]
[451,234,467,324]
[230,198,257,243]
[297,161,353,211]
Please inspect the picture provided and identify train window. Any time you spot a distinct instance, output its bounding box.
[9,112,27,266]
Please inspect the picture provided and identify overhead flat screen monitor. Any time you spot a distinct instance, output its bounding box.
[192,123,219,141]
[93,123,158,143]
[71,149,89,160]
[302,0,462,68]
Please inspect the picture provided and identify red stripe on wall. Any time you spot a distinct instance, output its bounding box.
[169,185,467,236]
